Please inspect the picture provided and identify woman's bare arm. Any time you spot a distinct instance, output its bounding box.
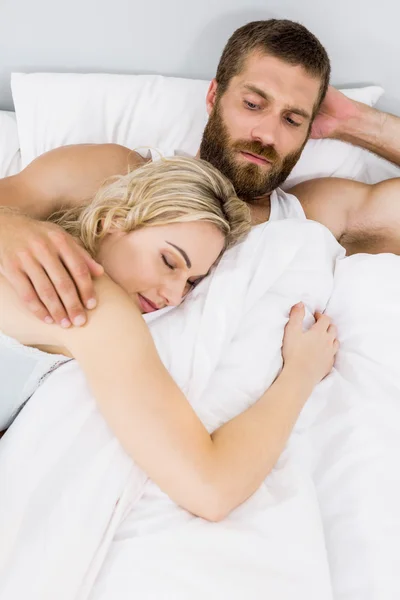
[1,275,320,522]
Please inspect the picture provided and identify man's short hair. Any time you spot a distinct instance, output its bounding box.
[216,19,331,115]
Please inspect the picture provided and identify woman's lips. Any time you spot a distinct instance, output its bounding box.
[137,294,158,313]
[240,151,271,166]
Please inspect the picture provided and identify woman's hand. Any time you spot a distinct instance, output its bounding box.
[282,302,339,387]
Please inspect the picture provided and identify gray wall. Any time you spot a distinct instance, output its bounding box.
[1,0,399,115]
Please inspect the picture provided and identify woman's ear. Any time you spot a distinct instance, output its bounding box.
[98,217,106,235]
[99,218,125,237]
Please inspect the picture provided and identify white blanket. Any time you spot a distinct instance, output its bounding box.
[308,254,400,599]
[1,219,400,599]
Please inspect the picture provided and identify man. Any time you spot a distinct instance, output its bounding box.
[1,19,399,328]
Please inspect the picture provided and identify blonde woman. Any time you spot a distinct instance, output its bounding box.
[0,156,338,521]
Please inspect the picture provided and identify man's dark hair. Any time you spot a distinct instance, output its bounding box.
[215,19,331,115]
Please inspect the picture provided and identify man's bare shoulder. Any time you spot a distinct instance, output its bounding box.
[288,177,369,240]
[1,143,148,219]
[23,143,148,206]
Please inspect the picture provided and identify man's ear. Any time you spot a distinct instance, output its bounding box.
[206,79,218,115]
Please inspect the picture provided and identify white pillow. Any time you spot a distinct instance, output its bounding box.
[358,151,400,185]
[0,111,21,178]
[12,73,210,168]
[12,72,384,186]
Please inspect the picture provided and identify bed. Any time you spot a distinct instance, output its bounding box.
[1,71,400,600]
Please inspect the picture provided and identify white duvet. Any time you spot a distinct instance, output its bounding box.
[0,219,400,600]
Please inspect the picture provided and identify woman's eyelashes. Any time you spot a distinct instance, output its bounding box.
[161,254,176,270]
[162,253,203,291]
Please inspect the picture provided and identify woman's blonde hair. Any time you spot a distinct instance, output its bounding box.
[49,156,251,257]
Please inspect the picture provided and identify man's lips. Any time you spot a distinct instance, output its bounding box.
[137,294,159,313]
[240,151,272,166]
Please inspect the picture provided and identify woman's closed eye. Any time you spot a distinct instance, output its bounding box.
[162,252,205,292]
[162,254,176,270]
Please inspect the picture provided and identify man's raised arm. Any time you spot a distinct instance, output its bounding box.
[312,86,400,167]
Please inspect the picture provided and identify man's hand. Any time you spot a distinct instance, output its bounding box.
[0,210,104,327]
[311,86,400,168]
[311,86,361,140]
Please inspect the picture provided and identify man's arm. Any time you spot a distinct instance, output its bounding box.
[0,143,148,218]
[0,143,148,326]
[290,176,400,255]
[312,86,400,167]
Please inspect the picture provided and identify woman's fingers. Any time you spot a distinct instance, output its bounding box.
[327,324,337,340]
[314,311,331,331]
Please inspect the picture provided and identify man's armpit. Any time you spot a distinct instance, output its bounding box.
[344,178,400,255]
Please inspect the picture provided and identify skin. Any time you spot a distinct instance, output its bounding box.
[200,53,317,203]
[95,221,223,315]
[33,220,224,356]
[215,53,317,150]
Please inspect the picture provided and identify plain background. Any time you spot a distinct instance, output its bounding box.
[1,0,398,115]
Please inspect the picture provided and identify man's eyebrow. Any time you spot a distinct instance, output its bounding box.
[242,84,311,121]
[243,83,271,102]
[286,106,311,120]
[166,241,192,268]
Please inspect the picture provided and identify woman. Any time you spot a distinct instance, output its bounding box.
[0,155,338,521]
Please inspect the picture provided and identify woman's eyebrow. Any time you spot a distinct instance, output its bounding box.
[165,241,192,268]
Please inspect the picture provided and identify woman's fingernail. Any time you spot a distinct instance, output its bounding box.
[44,316,54,324]
[61,318,71,328]
[86,298,96,309]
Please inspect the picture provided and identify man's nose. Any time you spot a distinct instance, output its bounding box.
[250,112,281,148]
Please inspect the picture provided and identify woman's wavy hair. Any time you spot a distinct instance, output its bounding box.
[49,155,251,257]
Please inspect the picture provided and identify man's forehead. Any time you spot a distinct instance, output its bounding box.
[231,52,320,112]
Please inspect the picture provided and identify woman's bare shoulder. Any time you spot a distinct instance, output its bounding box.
[0,273,141,352]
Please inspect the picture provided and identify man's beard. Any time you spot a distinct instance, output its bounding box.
[199,102,307,200]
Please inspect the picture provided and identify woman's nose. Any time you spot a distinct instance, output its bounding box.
[159,278,188,307]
